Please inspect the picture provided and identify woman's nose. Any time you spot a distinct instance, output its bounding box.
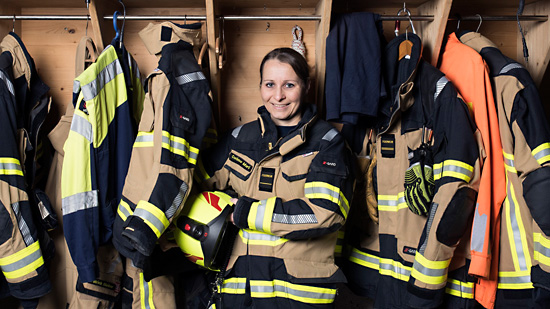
[274,88,285,101]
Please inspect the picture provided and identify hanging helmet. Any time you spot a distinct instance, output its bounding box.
[174,191,234,271]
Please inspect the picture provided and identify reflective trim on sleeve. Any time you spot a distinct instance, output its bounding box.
[434,76,449,102]
[377,192,407,212]
[117,199,133,221]
[503,151,517,173]
[411,253,450,285]
[162,131,199,165]
[81,57,124,102]
[231,125,243,139]
[322,128,338,142]
[70,113,93,143]
[471,206,487,253]
[0,158,23,176]
[534,233,550,267]
[221,277,247,294]
[532,143,550,165]
[348,247,380,271]
[272,213,317,225]
[134,131,154,148]
[139,272,156,309]
[250,279,336,304]
[500,63,523,74]
[248,197,276,233]
[134,200,170,238]
[497,270,533,289]
[239,229,288,246]
[166,181,189,220]
[0,241,44,280]
[504,180,531,273]
[304,181,349,218]
[175,71,206,85]
[11,202,33,246]
[445,279,474,299]
[433,160,473,182]
[62,190,99,215]
[379,258,411,282]
[0,70,15,97]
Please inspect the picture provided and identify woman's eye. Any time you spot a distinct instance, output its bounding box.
[285,83,295,88]
[265,82,274,88]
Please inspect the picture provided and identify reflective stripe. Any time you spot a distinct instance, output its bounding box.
[134,200,169,238]
[379,258,411,281]
[304,181,349,218]
[162,131,199,165]
[250,279,336,304]
[503,151,517,173]
[175,71,206,85]
[117,199,133,221]
[139,272,155,309]
[70,113,93,143]
[322,128,338,142]
[0,241,44,280]
[500,63,523,74]
[348,247,380,270]
[272,213,317,224]
[433,160,473,182]
[377,192,407,212]
[504,180,530,272]
[334,231,344,255]
[471,206,487,253]
[419,203,438,254]
[12,202,33,246]
[249,197,276,233]
[411,253,450,285]
[532,143,550,165]
[534,233,550,267]
[445,279,474,299]
[62,190,99,215]
[73,80,81,93]
[0,157,23,176]
[166,181,188,220]
[240,229,288,246]
[81,58,124,101]
[232,125,243,138]
[0,70,15,97]
[221,277,247,294]
[134,131,154,148]
[434,76,449,102]
[498,270,533,289]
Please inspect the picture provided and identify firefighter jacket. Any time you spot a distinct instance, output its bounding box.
[61,37,144,283]
[353,33,483,309]
[461,32,550,308]
[197,103,355,308]
[112,22,213,269]
[439,32,507,309]
[0,32,52,302]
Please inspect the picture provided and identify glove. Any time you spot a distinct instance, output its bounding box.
[366,144,378,223]
[404,145,434,216]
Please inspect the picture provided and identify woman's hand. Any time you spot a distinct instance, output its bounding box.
[229,198,238,223]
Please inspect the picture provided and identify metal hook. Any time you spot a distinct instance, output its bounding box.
[118,0,126,48]
[12,14,15,32]
[266,22,270,31]
[395,4,415,37]
[455,13,461,32]
[475,14,482,33]
[185,14,187,25]
[86,14,90,36]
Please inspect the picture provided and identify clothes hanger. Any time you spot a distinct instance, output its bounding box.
[396,3,416,61]
[12,14,15,33]
[475,14,482,33]
[113,0,126,48]
[216,16,226,70]
[516,0,529,63]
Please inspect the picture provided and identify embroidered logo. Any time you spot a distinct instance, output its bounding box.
[403,246,417,256]
[229,154,252,172]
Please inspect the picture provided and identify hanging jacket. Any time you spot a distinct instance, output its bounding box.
[438,32,507,309]
[61,36,144,283]
[362,33,483,309]
[0,32,53,304]
[112,21,213,268]
[197,103,355,308]
[460,32,550,308]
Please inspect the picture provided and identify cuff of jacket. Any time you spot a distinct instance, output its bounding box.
[122,216,158,257]
[233,196,256,229]
[469,251,491,278]
[76,262,99,283]
[407,282,444,309]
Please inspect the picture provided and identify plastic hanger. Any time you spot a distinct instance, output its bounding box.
[113,0,126,48]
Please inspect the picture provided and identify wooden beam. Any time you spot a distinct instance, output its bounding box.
[314,0,332,118]
[205,0,221,129]
[520,0,550,86]
[417,0,453,66]
[89,0,117,52]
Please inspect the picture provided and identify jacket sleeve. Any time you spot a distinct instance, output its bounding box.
[117,56,213,257]
[0,66,51,299]
[408,79,482,307]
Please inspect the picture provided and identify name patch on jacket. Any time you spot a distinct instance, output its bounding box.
[259,168,275,192]
[229,154,252,172]
[381,134,395,158]
[403,246,417,256]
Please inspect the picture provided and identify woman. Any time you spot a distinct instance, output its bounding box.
[197,47,355,308]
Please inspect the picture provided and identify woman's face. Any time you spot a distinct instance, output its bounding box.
[260,59,308,126]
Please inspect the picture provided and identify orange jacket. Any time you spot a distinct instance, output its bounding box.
[439,32,506,309]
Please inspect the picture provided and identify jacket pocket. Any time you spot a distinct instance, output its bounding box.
[279,152,316,198]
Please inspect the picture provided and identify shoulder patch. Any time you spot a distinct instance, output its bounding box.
[322,128,339,142]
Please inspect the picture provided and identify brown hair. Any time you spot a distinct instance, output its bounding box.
[260,47,310,88]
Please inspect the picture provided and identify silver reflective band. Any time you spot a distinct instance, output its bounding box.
[0,70,15,97]
[507,181,528,271]
[322,128,338,142]
[380,260,411,276]
[62,190,99,215]
[176,71,206,85]
[12,202,34,246]
[250,283,335,300]
[471,206,487,252]
[434,76,449,102]
[134,207,166,234]
[436,164,473,179]
[73,80,81,94]
[71,113,93,143]
[162,135,199,161]
[500,63,523,74]
[446,281,473,294]
[223,281,246,290]
[142,277,152,309]
[81,57,124,102]
[166,181,188,219]
[0,244,42,273]
[118,202,132,219]
[272,213,317,224]
[413,261,447,277]
[242,230,282,242]
[420,203,438,254]
[350,250,379,265]
[255,200,268,231]
[304,186,349,214]
[232,125,243,138]
[533,147,550,162]
[535,241,550,258]
[503,156,515,168]
[135,134,154,143]
[0,162,22,173]
[498,274,531,284]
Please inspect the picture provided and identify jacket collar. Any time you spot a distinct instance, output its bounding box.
[139,21,202,57]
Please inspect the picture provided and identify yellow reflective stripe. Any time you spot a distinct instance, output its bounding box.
[445,279,474,299]
[117,199,133,221]
[161,131,199,165]
[379,258,411,282]
[239,229,288,246]
[304,181,349,218]
[139,272,155,309]
[134,131,154,148]
[248,197,276,233]
[503,151,517,173]
[348,247,380,271]
[411,253,450,285]
[0,157,23,176]
[221,277,247,294]
[135,200,169,238]
[532,143,550,165]
[534,233,550,267]
[433,160,473,182]
[498,269,533,289]
[0,241,44,279]
[504,179,531,272]
[377,192,407,212]
[250,279,336,304]
[334,231,345,255]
